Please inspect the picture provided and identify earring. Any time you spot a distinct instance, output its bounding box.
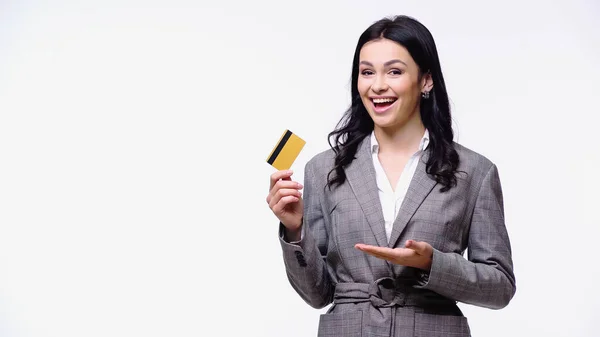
[421,91,430,99]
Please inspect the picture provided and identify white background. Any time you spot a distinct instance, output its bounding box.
[1,0,599,336]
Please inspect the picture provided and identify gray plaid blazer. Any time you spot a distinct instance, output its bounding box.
[278,136,516,337]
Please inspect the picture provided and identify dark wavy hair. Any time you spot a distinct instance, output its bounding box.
[326,15,459,192]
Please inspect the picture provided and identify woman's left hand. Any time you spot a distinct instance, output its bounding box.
[355,240,433,271]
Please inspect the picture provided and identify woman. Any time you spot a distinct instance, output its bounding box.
[266,15,515,337]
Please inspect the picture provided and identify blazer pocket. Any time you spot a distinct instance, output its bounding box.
[317,311,363,337]
[414,312,471,337]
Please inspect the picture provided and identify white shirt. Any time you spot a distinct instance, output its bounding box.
[370,129,430,243]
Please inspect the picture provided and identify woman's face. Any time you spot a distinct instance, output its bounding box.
[357,38,431,131]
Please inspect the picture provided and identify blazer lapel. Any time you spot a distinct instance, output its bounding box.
[387,152,437,248]
[344,136,389,248]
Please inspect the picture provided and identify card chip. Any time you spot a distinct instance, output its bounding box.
[266,130,306,170]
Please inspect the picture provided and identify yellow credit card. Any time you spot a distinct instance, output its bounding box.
[266,130,306,170]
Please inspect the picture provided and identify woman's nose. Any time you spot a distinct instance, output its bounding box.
[371,75,388,93]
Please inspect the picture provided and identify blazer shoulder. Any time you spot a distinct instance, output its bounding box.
[453,142,497,177]
[305,147,335,176]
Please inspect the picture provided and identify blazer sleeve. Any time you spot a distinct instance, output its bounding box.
[414,164,517,309]
[278,159,333,309]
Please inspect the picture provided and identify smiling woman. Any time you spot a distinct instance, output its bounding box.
[266,15,516,337]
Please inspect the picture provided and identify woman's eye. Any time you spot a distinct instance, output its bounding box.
[389,69,403,75]
[361,70,374,76]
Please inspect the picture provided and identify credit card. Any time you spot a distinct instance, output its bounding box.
[266,130,306,170]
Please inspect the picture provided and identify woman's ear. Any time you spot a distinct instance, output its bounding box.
[421,71,433,92]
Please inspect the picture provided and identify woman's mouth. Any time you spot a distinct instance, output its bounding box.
[371,97,397,113]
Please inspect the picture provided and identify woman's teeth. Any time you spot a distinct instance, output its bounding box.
[372,98,396,103]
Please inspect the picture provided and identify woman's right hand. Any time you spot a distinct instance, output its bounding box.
[267,170,304,236]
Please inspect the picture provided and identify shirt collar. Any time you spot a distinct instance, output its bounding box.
[371,129,430,153]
